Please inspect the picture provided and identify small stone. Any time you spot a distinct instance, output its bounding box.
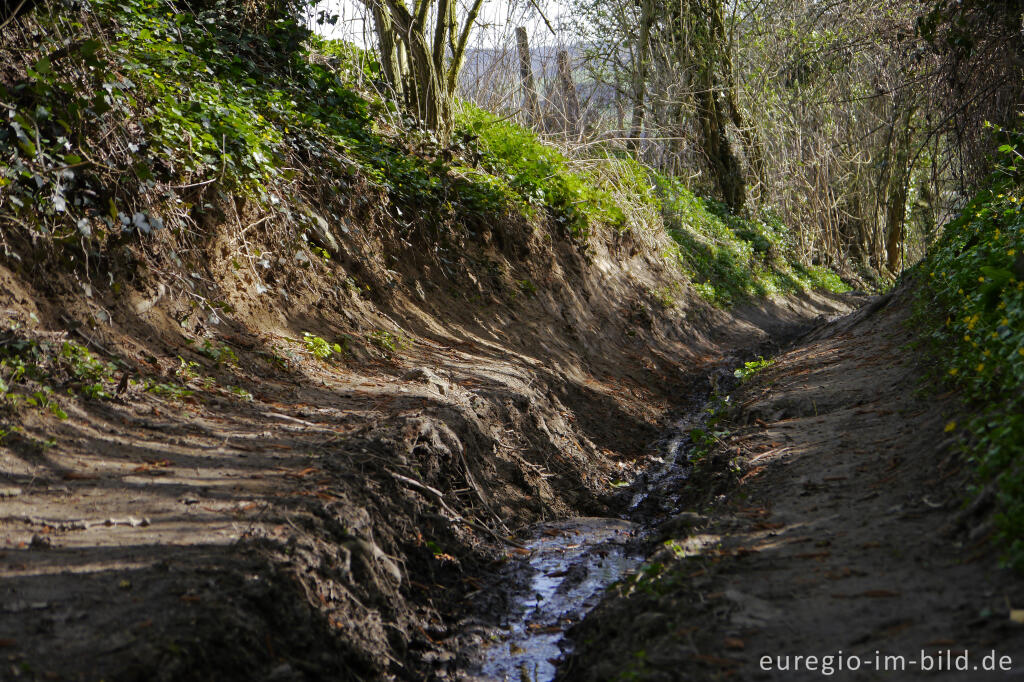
[29,534,51,549]
[402,367,438,383]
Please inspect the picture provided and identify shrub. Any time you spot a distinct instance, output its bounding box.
[913,133,1024,569]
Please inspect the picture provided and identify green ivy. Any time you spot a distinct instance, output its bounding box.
[0,0,518,249]
[913,132,1024,570]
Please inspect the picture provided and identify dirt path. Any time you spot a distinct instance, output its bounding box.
[563,289,1024,681]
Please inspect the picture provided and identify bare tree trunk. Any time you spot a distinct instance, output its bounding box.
[372,4,404,101]
[884,106,915,272]
[516,27,541,126]
[694,82,746,212]
[629,0,655,150]
[614,63,625,131]
[556,49,580,133]
[668,0,746,212]
[361,0,484,137]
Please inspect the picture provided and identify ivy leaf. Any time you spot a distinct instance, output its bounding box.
[34,56,52,75]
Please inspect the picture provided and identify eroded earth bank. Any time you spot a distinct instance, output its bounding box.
[4,204,1021,682]
[0,205,852,682]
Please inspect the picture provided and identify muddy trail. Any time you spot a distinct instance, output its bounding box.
[558,287,1024,682]
[3,198,1019,682]
[444,286,1024,682]
[7,260,1021,682]
[4,229,1022,682]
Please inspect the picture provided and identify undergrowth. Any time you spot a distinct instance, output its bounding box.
[0,0,627,267]
[913,131,1024,570]
[452,107,848,303]
[655,176,850,306]
[0,319,258,438]
[456,104,625,238]
[0,0,846,314]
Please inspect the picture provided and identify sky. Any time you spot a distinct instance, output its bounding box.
[302,0,573,50]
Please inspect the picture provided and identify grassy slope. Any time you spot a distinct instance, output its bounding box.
[912,138,1024,569]
[1,0,844,309]
[459,107,849,306]
[0,1,857,449]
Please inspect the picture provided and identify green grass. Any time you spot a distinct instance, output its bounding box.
[655,176,850,306]
[455,103,625,238]
[1,0,847,310]
[448,107,848,303]
[912,134,1024,570]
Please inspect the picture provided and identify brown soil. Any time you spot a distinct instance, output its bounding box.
[0,207,851,681]
[561,286,1024,682]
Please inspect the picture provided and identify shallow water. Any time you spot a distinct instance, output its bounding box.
[476,517,642,682]
[463,370,732,681]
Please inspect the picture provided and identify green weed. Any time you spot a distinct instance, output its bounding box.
[734,356,775,382]
[226,385,253,401]
[301,332,342,361]
[913,133,1024,570]
[650,285,679,309]
[144,380,195,401]
[198,340,239,366]
[0,336,70,420]
[60,342,118,399]
[687,393,732,464]
[368,330,408,356]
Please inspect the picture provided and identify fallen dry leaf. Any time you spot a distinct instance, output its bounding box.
[526,624,562,634]
[754,521,786,530]
[833,589,901,599]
